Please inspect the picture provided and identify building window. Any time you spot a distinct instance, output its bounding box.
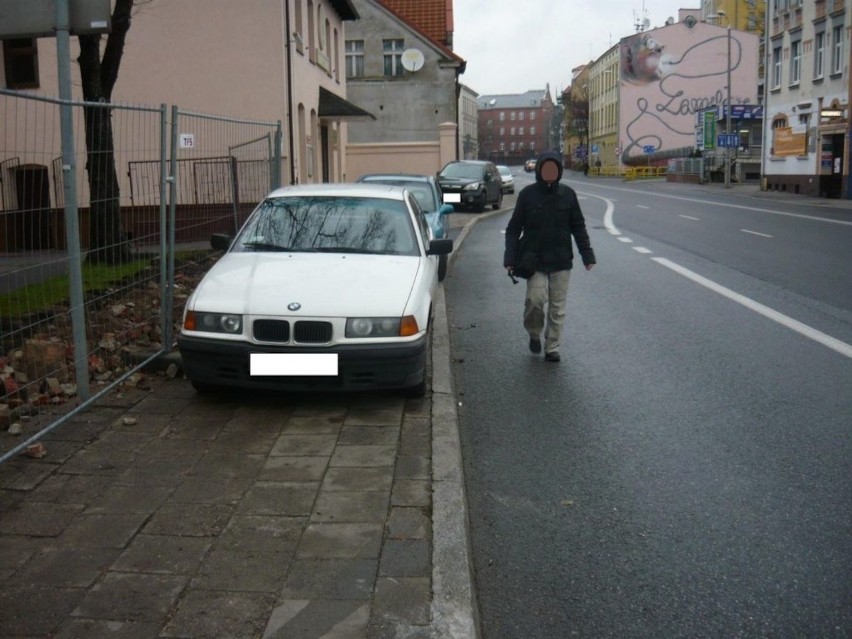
[345,40,364,78]
[2,39,39,89]
[772,45,782,88]
[530,126,536,136]
[383,39,404,77]
[519,126,524,136]
[831,24,844,75]
[789,39,801,84]
[510,127,516,136]
[814,31,825,78]
[500,127,505,135]
[519,111,525,121]
[510,142,516,151]
[530,141,536,151]
[530,111,536,121]
[510,111,516,121]
[499,111,505,121]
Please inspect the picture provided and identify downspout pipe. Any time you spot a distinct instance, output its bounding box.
[285,1,296,184]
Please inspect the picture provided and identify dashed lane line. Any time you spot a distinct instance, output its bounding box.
[741,229,773,238]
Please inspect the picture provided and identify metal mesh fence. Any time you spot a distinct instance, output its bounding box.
[0,89,281,464]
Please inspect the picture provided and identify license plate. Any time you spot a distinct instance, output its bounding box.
[443,193,461,203]
[250,353,338,376]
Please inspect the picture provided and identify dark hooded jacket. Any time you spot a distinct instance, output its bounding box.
[503,151,596,272]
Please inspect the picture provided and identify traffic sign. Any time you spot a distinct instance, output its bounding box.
[717,133,740,148]
[643,145,655,154]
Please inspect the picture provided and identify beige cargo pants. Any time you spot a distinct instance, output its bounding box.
[524,270,572,354]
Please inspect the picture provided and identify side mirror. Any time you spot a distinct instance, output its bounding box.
[427,238,453,256]
[439,203,454,215]
[211,233,233,251]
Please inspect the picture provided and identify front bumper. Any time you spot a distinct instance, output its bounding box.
[178,333,427,392]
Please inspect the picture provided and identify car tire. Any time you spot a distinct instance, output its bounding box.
[475,197,486,213]
[190,380,218,394]
[492,192,502,210]
[438,254,448,282]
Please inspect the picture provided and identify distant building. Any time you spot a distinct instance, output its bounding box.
[476,88,556,165]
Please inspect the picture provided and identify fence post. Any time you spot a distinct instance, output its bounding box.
[273,121,283,190]
[56,0,90,400]
[165,106,179,348]
[159,104,169,350]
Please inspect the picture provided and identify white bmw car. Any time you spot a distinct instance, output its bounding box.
[178,183,453,397]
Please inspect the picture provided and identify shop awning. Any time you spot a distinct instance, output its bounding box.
[318,86,376,121]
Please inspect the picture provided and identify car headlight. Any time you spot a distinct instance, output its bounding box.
[345,316,420,338]
[462,182,481,191]
[184,311,243,334]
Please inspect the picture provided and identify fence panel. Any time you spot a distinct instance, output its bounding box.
[0,89,168,464]
[1,91,282,465]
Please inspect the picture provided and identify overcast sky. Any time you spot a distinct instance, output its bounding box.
[452,0,693,97]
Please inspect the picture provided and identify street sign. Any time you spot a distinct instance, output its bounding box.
[614,147,622,156]
[717,134,740,148]
[643,145,656,154]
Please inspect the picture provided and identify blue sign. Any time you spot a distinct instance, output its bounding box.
[591,144,599,153]
[643,145,656,154]
[717,133,740,148]
[726,105,763,120]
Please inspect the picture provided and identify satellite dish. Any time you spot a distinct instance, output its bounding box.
[401,48,425,72]
[489,98,497,105]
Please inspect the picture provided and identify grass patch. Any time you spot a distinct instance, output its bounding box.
[0,259,152,319]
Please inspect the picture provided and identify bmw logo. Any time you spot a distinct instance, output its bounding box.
[287,302,301,311]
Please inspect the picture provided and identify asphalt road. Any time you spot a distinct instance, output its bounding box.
[445,172,852,638]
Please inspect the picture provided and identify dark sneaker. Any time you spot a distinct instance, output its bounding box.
[528,337,542,353]
[544,351,561,362]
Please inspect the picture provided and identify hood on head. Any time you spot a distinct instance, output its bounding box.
[534,151,563,184]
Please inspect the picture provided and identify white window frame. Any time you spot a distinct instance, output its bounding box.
[383,39,404,77]
[772,45,782,88]
[789,39,801,85]
[345,40,364,78]
[814,31,825,78]
[831,24,844,75]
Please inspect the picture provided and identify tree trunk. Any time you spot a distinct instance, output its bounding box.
[77,0,135,265]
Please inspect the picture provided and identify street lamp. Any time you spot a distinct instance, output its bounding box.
[718,10,733,188]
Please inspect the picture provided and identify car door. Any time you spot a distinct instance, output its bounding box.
[486,164,500,203]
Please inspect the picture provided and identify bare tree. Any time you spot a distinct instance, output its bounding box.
[77,0,135,264]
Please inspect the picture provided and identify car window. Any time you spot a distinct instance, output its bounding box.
[497,166,511,176]
[235,196,418,256]
[440,163,484,179]
[407,193,431,252]
[360,178,437,212]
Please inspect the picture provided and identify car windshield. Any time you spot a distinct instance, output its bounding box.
[234,196,419,256]
[440,163,484,179]
[497,166,511,176]
[363,179,437,212]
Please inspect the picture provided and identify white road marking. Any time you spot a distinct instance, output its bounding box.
[741,229,773,238]
[576,184,852,226]
[679,215,700,220]
[637,205,651,209]
[633,247,653,254]
[652,257,852,359]
[600,196,620,236]
[618,237,633,243]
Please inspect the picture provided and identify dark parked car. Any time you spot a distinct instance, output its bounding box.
[357,173,453,281]
[437,160,503,212]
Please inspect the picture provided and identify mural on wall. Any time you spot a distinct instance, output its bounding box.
[619,23,759,166]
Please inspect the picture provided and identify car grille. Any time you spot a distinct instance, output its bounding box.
[253,319,290,342]
[294,321,333,343]
[252,319,333,344]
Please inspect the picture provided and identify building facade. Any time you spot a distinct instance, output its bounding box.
[763,0,850,198]
[344,0,465,176]
[588,45,620,170]
[476,88,555,165]
[459,83,479,159]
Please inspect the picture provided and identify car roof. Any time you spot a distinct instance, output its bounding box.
[358,173,433,184]
[265,182,407,200]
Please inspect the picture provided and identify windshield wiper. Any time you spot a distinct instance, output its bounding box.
[241,242,316,252]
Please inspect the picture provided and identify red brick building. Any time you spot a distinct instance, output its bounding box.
[476,88,556,165]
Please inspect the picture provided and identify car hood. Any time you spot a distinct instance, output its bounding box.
[438,176,479,186]
[189,253,421,317]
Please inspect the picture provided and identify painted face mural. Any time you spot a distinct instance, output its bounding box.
[617,23,758,166]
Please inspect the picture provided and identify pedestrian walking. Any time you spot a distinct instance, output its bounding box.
[503,151,596,362]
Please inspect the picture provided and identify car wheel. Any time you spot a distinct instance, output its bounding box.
[492,192,503,210]
[475,197,486,213]
[191,380,219,394]
[438,254,448,282]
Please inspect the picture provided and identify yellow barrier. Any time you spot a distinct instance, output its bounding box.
[588,166,667,179]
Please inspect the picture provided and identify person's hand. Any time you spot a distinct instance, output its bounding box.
[506,265,514,272]
[585,264,594,271]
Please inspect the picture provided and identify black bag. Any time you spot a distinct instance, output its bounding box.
[511,251,538,279]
